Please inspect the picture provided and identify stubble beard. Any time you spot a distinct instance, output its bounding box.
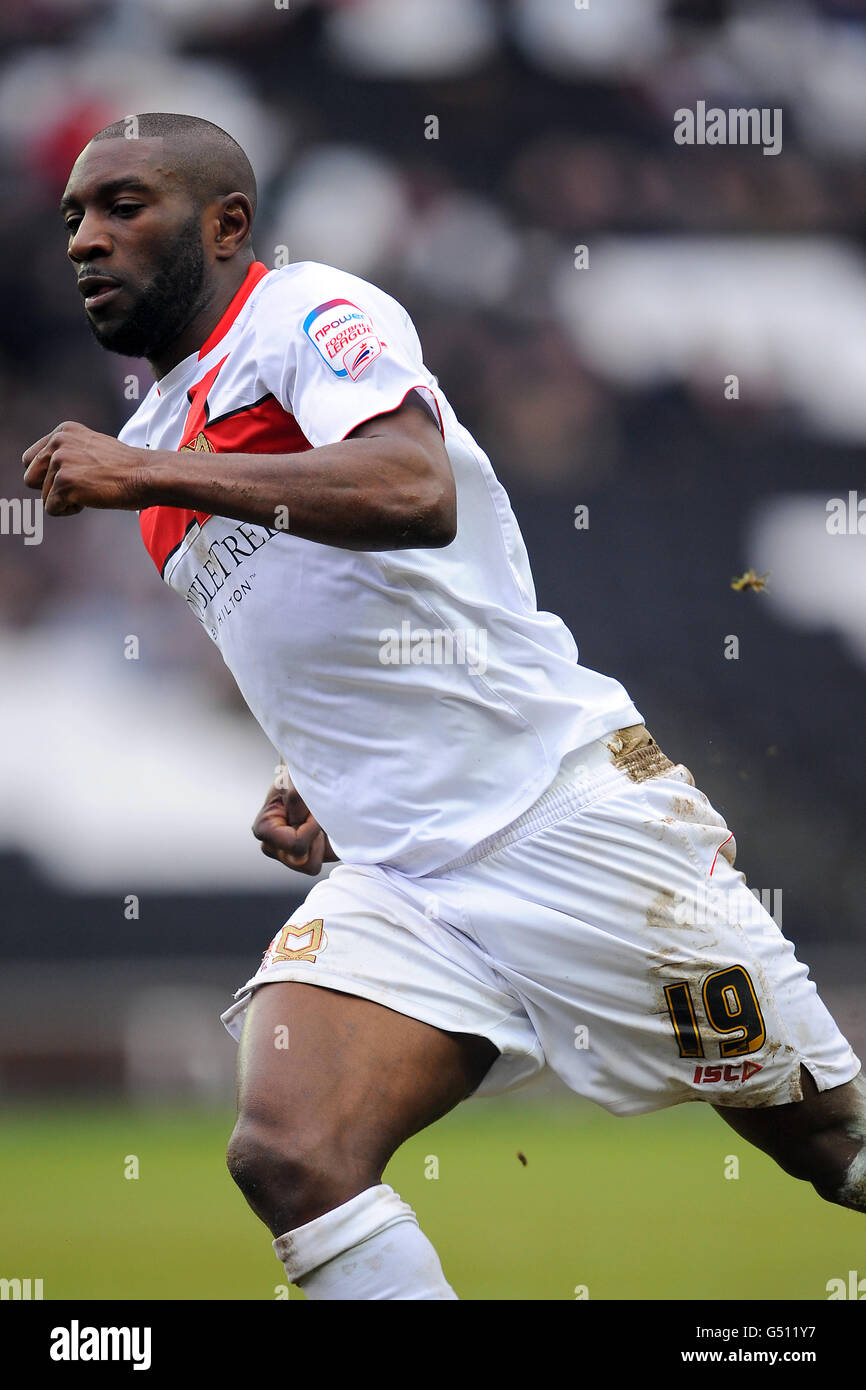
[87,215,208,359]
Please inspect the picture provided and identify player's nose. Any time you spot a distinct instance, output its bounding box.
[67,213,113,263]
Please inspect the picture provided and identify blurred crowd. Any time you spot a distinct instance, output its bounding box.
[0,0,864,935]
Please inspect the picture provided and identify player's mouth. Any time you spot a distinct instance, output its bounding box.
[77,274,124,311]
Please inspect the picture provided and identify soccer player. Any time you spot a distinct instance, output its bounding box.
[24,113,866,1300]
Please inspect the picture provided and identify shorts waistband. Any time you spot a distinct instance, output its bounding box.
[435,725,676,874]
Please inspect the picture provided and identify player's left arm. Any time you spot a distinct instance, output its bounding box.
[21,392,456,550]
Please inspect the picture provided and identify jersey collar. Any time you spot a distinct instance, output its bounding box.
[197,260,270,360]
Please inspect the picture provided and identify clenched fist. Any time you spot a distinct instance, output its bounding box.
[252,772,338,876]
[23,420,148,516]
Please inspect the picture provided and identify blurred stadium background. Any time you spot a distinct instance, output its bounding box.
[1,0,865,1300]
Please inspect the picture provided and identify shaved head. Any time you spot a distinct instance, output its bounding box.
[91,112,257,220]
[63,113,258,374]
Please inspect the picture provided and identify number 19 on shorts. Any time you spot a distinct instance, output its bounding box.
[664,965,766,1058]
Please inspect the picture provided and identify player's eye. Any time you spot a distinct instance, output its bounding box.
[64,202,142,232]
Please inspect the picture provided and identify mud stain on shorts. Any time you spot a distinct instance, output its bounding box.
[647,887,684,930]
[604,724,677,784]
[712,1044,803,1108]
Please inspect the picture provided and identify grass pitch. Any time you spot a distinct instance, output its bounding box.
[0,1096,857,1301]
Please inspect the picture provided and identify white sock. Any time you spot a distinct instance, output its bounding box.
[272,1183,458,1300]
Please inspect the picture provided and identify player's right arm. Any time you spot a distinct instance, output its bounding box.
[252,771,338,876]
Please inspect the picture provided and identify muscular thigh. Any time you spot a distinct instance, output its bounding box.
[236,981,497,1171]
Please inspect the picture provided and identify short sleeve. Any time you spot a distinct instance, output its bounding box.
[263,267,442,449]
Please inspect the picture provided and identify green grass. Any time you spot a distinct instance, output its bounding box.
[0,1097,859,1300]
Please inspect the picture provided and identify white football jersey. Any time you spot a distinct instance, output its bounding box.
[118,260,642,874]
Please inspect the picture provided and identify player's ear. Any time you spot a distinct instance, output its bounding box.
[213,193,253,259]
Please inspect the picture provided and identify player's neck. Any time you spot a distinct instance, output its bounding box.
[147,256,255,381]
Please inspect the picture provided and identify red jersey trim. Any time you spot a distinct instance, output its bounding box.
[140,389,312,578]
[202,394,312,454]
[182,357,229,444]
[139,509,208,580]
[197,261,270,360]
[341,384,444,440]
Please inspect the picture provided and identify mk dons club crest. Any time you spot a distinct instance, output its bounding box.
[180,432,215,452]
[258,918,327,971]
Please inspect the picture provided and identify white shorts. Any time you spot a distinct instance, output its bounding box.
[221,730,860,1115]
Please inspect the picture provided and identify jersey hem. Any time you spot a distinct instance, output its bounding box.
[358,701,644,878]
